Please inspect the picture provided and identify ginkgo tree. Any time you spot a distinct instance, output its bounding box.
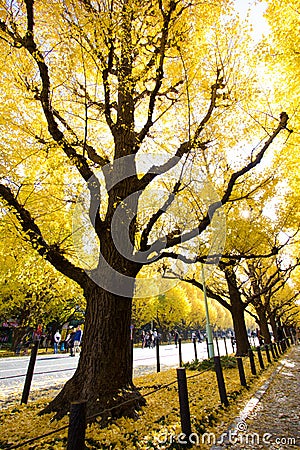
[0,0,292,418]
[171,180,299,355]
[244,255,299,342]
[133,282,232,335]
[132,285,191,334]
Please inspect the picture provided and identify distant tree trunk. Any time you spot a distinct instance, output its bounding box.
[224,266,250,355]
[255,306,272,344]
[12,326,27,351]
[229,296,250,355]
[247,262,272,344]
[269,311,277,341]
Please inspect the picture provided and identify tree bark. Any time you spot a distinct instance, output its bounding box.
[43,279,145,419]
[256,306,272,344]
[269,313,278,341]
[224,266,250,355]
[230,297,251,355]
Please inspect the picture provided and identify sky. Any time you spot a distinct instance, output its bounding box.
[234,0,270,41]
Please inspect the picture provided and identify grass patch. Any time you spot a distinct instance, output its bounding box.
[184,355,237,371]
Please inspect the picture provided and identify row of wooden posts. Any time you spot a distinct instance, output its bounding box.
[132,335,236,375]
[18,335,294,448]
[66,336,294,449]
[20,336,231,406]
[177,336,294,441]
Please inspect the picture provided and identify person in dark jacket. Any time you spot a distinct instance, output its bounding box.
[65,328,76,356]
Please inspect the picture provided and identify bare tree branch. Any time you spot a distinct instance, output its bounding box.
[178,275,232,311]
[1,4,108,181]
[137,1,177,144]
[102,34,116,132]
[141,113,290,257]
[52,109,109,166]
[140,180,182,251]
[221,112,290,205]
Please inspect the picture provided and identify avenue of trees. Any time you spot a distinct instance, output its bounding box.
[132,283,234,336]
[0,0,299,419]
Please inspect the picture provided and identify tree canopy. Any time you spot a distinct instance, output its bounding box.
[0,0,297,418]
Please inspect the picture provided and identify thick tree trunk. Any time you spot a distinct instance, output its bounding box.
[43,279,145,419]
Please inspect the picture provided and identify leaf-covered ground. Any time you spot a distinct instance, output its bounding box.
[217,346,300,449]
[0,354,280,449]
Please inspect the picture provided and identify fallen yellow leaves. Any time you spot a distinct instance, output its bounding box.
[0,353,279,450]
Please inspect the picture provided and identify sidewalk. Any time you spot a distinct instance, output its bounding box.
[212,344,300,449]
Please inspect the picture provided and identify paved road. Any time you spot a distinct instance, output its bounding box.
[0,339,234,404]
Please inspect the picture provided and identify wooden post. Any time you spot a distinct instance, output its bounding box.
[156,337,160,373]
[178,337,183,367]
[248,348,257,376]
[21,340,39,405]
[264,344,271,364]
[177,368,192,440]
[214,356,229,406]
[270,342,276,360]
[205,337,209,358]
[130,338,134,381]
[237,357,247,386]
[67,401,87,450]
[256,346,265,370]
[193,337,198,361]
[223,337,228,356]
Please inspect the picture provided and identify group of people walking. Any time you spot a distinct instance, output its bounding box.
[141,329,181,348]
[53,325,83,356]
[141,329,160,348]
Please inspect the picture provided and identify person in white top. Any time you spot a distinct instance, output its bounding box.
[53,330,61,354]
